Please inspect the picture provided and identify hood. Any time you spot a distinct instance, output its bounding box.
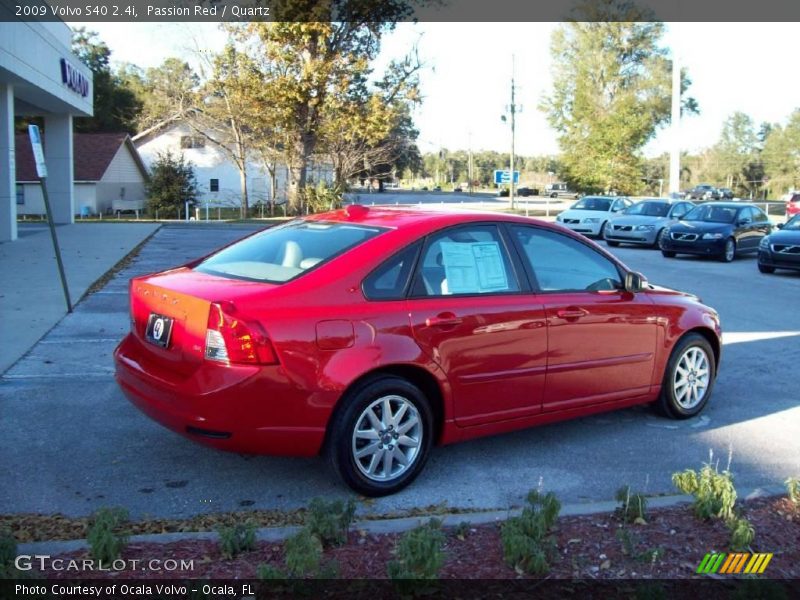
[669,220,732,234]
[609,214,669,227]
[645,283,701,303]
[767,228,800,244]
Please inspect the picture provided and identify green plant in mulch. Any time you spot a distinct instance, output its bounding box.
[387,518,445,580]
[87,507,130,564]
[500,490,561,576]
[785,477,800,508]
[728,517,755,552]
[615,527,664,564]
[305,497,356,548]
[217,521,257,559]
[615,485,649,524]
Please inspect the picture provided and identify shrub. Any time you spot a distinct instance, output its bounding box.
[728,517,755,551]
[387,518,446,580]
[284,528,323,577]
[256,563,285,580]
[87,507,130,563]
[306,497,356,548]
[501,490,561,575]
[0,529,15,570]
[217,522,257,559]
[785,477,800,508]
[672,462,737,521]
[615,485,648,523]
[616,528,664,564]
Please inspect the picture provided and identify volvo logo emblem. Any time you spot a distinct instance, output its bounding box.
[153,318,164,341]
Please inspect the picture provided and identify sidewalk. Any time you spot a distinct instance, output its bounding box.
[0,222,160,374]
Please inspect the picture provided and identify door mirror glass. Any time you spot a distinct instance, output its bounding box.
[624,271,646,293]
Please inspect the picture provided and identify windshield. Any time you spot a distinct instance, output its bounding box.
[195,221,385,283]
[682,204,737,224]
[572,197,612,211]
[624,201,669,217]
[783,215,800,230]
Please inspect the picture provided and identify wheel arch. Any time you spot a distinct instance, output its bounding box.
[684,326,721,373]
[320,364,447,455]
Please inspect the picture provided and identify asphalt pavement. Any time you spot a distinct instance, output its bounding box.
[1,215,799,520]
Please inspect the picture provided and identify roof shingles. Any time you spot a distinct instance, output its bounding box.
[15,133,130,182]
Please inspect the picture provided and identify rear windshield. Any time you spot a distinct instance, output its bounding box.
[572,197,612,211]
[195,221,385,283]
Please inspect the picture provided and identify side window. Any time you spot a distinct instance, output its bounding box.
[511,226,622,292]
[749,206,767,222]
[363,242,421,300]
[412,225,520,297]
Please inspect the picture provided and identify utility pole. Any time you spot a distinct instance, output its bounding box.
[669,40,681,195]
[510,54,517,211]
[468,131,473,195]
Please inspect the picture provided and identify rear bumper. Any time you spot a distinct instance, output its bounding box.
[114,334,327,456]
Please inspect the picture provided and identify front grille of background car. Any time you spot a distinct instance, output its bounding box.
[564,219,580,224]
[614,225,633,231]
[671,232,698,241]
[772,244,800,254]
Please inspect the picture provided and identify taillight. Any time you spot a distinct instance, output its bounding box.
[205,302,278,365]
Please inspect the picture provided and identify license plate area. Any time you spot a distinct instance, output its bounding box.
[145,313,174,348]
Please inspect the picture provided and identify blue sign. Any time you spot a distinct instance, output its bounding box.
[60,58,90,97]
[493,170,520,185]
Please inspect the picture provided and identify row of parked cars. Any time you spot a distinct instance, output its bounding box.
[683,184,735,201]
[555,196,800,274]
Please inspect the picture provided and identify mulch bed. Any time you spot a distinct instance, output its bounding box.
[32,496,799,580]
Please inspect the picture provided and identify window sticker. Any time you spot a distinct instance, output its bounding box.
[440,241,509,294]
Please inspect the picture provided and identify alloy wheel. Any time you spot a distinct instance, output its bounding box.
[673,347,711,409]
[351,395,422,482]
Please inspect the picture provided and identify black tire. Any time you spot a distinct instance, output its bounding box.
[550,192,557,198]
[758,263,775,274]
[327,376,434,497]
[719,238,736,262]
[654,228,667,249]
[606,240,620,247]
[599,221,609,240]
[657,333,716,419]
[662,250,676,258]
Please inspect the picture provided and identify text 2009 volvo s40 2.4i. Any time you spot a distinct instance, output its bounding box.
[114,206,722,496]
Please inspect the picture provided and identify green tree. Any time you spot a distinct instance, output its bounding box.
[762,109,800,196]
[239,1,418,213]
[705,112,759,195]
[71,27,141,133]
[145,151,198,218]
[541,0,698,194]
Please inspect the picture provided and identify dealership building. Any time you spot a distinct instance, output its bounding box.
[0,19,93,242]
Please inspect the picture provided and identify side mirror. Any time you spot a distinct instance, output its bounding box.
[624,271,646,294]
[737,218,751,226]
[777,223,784,229]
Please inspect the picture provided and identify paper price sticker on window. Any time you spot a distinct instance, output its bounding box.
[441,241,509,294]
[28,124,48,178]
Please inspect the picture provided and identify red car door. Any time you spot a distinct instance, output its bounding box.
[508,225,658,412]
[406,224,548,427]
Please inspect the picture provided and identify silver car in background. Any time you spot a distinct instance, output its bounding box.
[604,198,695,248]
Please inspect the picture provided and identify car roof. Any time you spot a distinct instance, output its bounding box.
[698,202,745,209]
[303,204,552,230]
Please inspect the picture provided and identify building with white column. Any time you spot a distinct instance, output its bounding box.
[0,19,93,241]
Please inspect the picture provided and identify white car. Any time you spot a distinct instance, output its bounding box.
[556,196,633,237]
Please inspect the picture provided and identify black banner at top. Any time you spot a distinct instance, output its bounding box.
[2,0,800,23]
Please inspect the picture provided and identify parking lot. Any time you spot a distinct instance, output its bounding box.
[1,218,799,520]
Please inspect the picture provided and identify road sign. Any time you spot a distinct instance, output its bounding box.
[493,170,519,185]
[28,125,48,178]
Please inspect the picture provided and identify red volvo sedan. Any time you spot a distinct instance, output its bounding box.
[114,206,722,496]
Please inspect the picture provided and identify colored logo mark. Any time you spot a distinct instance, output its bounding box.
[696,552,773,575]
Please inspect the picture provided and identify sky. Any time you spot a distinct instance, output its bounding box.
[69,21,800,158]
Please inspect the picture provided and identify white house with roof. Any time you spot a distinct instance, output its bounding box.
[133,119,334,211]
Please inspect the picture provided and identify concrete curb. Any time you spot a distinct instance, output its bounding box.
[16,484,785,557]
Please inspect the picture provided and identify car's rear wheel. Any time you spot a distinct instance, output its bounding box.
[328,376,433,497]
[720,238,736,262]
[662,250,676,258]
[606,240,620,247]
[758,263,775,274]
[658,333,716,419]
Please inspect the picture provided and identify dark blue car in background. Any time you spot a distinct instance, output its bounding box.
[660,202,773,262]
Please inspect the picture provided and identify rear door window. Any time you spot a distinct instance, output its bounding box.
[195,221,384,283]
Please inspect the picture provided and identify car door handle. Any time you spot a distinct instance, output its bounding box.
[425,313,463,327]
[556,308,588,320]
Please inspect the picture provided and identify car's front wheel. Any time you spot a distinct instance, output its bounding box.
[655,228,667,249]
[758,263,775,274]
[328,376,433,497]
[720,238,736,262]
[662,250,676,258]
[658,333,716,419]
